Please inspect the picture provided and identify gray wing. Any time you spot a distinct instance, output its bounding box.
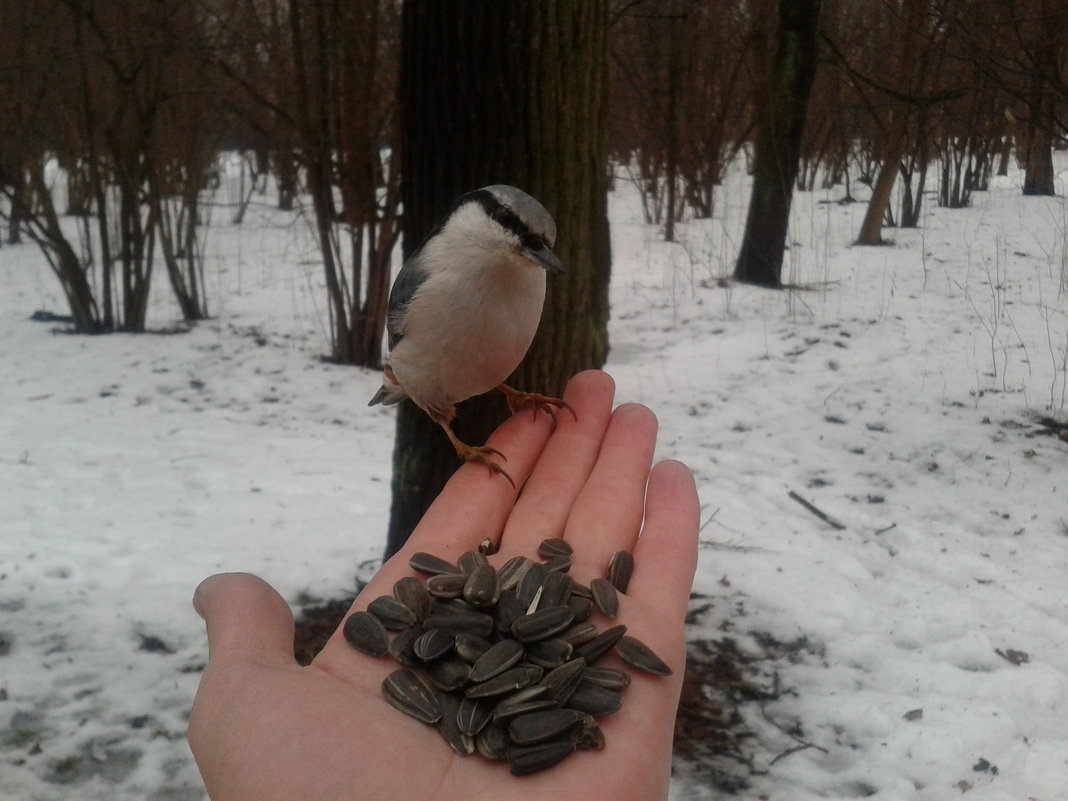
[385,251,430,352]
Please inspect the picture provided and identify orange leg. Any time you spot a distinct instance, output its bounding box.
[440,421,515,489]
[496,383,577,422]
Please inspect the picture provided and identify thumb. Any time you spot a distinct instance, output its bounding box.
[193,572,297,668]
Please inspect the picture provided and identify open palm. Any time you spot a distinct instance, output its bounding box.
[188,370,699,801]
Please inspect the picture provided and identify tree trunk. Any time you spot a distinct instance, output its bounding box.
[733,0,822,287]
[386,0,610,557]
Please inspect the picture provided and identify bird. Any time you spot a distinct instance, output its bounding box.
[369,184,573,487]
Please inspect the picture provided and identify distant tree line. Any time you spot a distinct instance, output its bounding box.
[1,0,1065,323]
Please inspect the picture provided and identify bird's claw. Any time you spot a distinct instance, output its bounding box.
[496,384,577,424]
[454,443,516,490]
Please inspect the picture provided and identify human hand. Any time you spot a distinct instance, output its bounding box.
[188,370,700,801]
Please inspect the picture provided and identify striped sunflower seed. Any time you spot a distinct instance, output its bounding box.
[614,635,672,676]
[558,621,599,647]
[524,637,573,669]
[388,624,424,667]
[393,576,430,622]
[540,571,573,608]
[413,628,454,661]
[507,738,576,776]
[539,657,587,705]
[589,578,619,618]
[508,708,586,746]
[436,692,475,756]
[457,550,489,575]
[382,669,442,724]
[463,562,501,607]
[607,550,634,593]
[426,571,467,598]
[456,696,494,737]
[428,658,471,692]
[367,595,417,630]
[511,605,575,643]
[574,624,627,665]
[581,666,632,690]
[566,682,622,717]
[475,721,511,761]
[469,638,525,683]
[465,665,542,698]
[342,611,388,657]
[453,632,493,664]
[408,552,460,576]
[537,538,573,559]
[566,595,593,623]
[497,556,536,591]
[515,562,547,609]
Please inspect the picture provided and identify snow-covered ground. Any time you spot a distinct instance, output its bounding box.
[1,157,1066,800]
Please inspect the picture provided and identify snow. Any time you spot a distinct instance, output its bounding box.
[2,156,1067,800]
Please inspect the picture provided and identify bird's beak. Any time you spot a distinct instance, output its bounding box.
[524,242,565,275]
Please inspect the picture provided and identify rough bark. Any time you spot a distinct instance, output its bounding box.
[385,0,610,557]
[733,0,822,287]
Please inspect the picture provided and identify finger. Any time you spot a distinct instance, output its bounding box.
[386,399,557,564]
[496,370,616,558]
[629,460,700,623]
[193,572,297,668]
[562,403,659,581]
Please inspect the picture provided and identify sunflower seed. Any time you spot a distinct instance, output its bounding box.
[607,550,634,593]
[409,552,460,576]
[589,578,619,618]
[465,665,542,698]
[539,657,587,705]
[493,591,526,634]
[497,556,536,591]
[508,708,586,746]
[413,628,455,661]
[614,635,672,675]
[428,658,470,692]
[382,669,442,724]
[537,538,573,559]
[511,605,575,643]
[559,621,599,647]
[436,692,475,755]
[388,624,424,667]
[507,738,575,776]
[342,611,389,657]
[581,666,632,690]
[515,562,547,608]
[542,554,573,573]
[457,550,489,575]
[569,582,593,599]
[574,624,627,664]
[454,632,493,664]
[469,638,525,683]
[423,609,495,638]
[566,682,622,717]
[492,694,557,722]
[393,577,430,622]
[476,721,511,760]
[463,562,501,607]
[426,571,467,598]
[571,717,605,750]
[525,638,573,669]
[540,571,573,608]
[456,696,494,736]
[367,595,418,630]
[566,595,593,623]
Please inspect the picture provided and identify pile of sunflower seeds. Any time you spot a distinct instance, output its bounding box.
[342,537,672,776]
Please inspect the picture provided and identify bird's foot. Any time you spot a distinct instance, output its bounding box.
[453,442,516,490]
[496,383,577,423]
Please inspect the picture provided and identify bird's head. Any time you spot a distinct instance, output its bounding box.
[452,185,564,276]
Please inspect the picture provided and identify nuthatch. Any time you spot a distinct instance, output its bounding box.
[369,185,572,487]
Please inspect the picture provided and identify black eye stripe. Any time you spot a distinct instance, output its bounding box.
[467,190,540,245]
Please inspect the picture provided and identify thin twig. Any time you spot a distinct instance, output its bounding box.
[788,490,846,530]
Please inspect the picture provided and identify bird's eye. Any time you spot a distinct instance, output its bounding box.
[522,234,544,251]
[492,207,519,230]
